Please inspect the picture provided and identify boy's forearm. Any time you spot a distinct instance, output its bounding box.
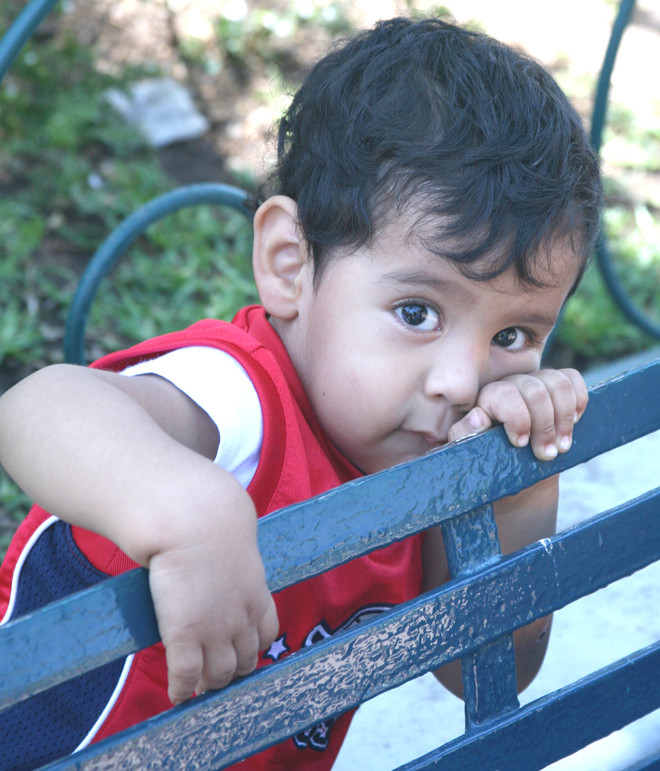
[493,475,558,556]
[0,364,230,564]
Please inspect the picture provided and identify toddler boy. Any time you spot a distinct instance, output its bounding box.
[0,16,600,771]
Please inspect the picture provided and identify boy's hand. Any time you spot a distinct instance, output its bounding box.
[145,479,279,705]
[0,365,279,705]
[447,368,588,461]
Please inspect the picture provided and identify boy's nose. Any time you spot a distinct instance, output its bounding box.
[423,346,482,411]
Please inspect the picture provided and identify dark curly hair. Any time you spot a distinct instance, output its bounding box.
[269,17,602,288]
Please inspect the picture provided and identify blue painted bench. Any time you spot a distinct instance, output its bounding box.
[1,0,659,767]
[1,359,659,770]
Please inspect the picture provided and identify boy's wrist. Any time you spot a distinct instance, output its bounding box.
[114,455,257,568]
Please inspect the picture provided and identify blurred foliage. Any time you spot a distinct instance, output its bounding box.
[2,0,659,375]
[87,204,257,360]
[0,1,261,371]
[0,475,31,558]
[213,0,352,65]
[555,114,660,365]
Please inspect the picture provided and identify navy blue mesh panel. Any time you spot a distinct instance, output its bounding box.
[0,521,127,771]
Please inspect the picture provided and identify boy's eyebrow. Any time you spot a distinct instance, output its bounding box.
[379,268,560,329]
[507,309,560,331]
[379,268,463,294]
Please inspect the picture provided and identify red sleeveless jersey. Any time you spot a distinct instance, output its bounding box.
[0,306,424,770]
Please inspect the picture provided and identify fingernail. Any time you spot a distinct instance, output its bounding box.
[545,444,558,459]
[468,410,483,430]
[574,411,579,423]
[559,435,572,451]
[517,434,529,447]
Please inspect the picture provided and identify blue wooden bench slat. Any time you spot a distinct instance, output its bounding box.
[27,486,659,770]
[624,750,660,771]
[1,361,659,714]
[395,641,660,771]
[0,569,157,712]
[441,505,519,727]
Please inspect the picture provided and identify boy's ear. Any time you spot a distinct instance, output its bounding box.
[252,196,308,320]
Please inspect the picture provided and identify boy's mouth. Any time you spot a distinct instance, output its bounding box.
[421,432,447,447]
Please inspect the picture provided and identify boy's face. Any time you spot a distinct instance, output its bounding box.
[279,221,581,475]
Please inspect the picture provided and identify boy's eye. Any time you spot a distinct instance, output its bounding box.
[395,304,440,331]
[492,327,527,350]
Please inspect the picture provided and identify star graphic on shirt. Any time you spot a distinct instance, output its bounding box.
[264,634,290,662]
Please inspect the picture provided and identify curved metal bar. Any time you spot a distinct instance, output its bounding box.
[589,0,660,339]
[595,233,660,339]
[590,0,636,155]
[63,183,253,365]
[0,0,61,84]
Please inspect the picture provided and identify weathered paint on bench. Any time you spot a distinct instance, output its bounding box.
[1,361,659,770]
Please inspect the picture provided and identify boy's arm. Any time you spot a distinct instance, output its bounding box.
[0,364,278,704]
[423,367,587,697]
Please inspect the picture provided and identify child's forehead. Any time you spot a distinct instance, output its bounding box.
[365,210,584,292]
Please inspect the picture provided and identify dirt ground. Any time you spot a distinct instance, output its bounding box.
[50,0,660,194]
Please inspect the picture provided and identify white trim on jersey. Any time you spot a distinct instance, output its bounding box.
[0,514,59,626]
[73,653,136,752]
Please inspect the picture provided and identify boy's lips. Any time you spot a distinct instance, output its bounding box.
[403,421,453,452]
[414,431,447,447]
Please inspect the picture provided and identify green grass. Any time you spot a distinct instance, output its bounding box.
[0,476,31,558]
[0,4,262,551]
[85,204,258,360]
[0,6,262,367]
[556,193,660,366]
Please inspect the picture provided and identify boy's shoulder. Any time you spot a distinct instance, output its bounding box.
[91,306,272,374]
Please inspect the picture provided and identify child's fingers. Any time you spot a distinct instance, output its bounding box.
[164,638,205,705]
[516,370,574,459]
[487,369,586,461]
[167,629,259,702]
[230,628,261,679]
[526,369,587,458]
[196,596,278,693]
[557,367,589,422]
[451,369,588,462]
[196,639,247,697]
[474,381,536,450]
[258,594,280,653]
[168,588,277,702]
[447,407,493,443]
